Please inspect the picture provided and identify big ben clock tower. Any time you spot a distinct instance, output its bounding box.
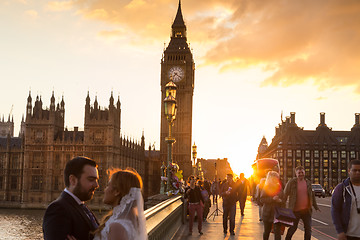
[160,0,194,178]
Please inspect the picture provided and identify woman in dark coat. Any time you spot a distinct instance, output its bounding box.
[260,171,284,240]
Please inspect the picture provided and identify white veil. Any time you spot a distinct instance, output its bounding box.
[113,187,147,240]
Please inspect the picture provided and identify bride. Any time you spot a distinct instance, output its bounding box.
[94,168,147,240]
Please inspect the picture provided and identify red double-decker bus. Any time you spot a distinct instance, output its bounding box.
[250,158,280,197]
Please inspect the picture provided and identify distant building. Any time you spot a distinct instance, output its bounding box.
[0,116,14,137]
[196,158,233,181]
[145,146,161,197]
[257,112,360,191]
[0,91,160,209]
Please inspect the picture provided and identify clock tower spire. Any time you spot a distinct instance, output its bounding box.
[172,0,186,38]
[160,1,195,179]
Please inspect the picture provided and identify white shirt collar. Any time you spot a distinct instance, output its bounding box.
[64,188,84,205]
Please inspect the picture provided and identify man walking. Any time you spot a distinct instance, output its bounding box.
[332,159,360,240]
[184,175,204,235]
[283,165,320,240]
[237,172,249,216]
[211,179,219,204]
[43,156,99,240]
[220,173,238,235]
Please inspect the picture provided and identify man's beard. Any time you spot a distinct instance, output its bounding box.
[73,182,96,201]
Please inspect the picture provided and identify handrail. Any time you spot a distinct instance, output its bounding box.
[145,195,184,240]
[145,196,181,218]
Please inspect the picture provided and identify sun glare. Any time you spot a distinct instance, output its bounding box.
[229,159,254,179]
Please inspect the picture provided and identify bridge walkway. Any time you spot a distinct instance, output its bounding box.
[172,198,317,240]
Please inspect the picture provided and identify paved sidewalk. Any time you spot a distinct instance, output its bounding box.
[173,198,318,239]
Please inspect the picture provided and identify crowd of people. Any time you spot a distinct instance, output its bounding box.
[182,160,360,240]
[254,165,321,240]
[183,165,322,239]
[255,161,360,240]
[183,172,250,236]
[42,155,360,240]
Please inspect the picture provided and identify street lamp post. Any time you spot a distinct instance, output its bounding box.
[198,161,204,181]
[192,142,197,176]
[163,80,177,192]
[160,162,166,194]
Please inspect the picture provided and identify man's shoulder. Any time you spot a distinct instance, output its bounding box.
[46,193,64,210]
[331,182,346,202]
[334,179,348,193]
[46,192,76,212]
[305,178,313,186]
[285,178,297,186]
[342,178,350,186]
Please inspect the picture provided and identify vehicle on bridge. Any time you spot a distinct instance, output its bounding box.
[311,184,326,198]
[250,158,280,197]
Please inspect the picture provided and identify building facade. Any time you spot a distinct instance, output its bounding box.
[0,116,14,137]
[196,158,233,182]
[257,112,360,191]
[160,1,195,179]
[0,91,159,209]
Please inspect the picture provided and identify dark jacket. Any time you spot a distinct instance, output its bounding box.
[331,178,352,234]
[204,180,211,195]
[211,181,220,194]
[237,178,249,201]
[220,180,238,206]
[283,178,319,213]
[43,191,98,240]
[184,186,204,204]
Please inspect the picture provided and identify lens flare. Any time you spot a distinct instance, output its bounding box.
[263,178,281,197]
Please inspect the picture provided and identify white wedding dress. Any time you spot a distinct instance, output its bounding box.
[94,188,147,240]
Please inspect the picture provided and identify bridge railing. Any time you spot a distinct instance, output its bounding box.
[145,195,185,240]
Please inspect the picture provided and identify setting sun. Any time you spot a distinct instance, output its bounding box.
[230,160,254,179]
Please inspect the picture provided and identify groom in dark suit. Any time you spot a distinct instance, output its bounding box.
[43,156,100,240]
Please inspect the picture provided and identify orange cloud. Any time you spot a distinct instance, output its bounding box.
[205,0,360,92]
[72,0,360,92]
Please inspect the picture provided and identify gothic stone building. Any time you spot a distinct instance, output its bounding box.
[0,116,15,137]
[160,1,195,179]
[0,91,159,208]
[257,112,360,191]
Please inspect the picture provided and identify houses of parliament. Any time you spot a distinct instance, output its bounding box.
[0,0,195,208]
[0,92,161,208]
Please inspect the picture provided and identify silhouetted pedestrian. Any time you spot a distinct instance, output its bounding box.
[260,171,284,240]
[184,175,204,236]
[237,173,249,216]
[211,180,220,204]
[332,159,360,240]
[220,173,238,235]
[283,166,320,240]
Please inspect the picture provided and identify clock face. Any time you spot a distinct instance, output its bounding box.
[168,66,184,82]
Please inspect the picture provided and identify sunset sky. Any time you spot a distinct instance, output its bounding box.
[1,0,360,177]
